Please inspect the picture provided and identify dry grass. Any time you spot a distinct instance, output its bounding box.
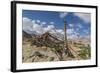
[22,39,91,63]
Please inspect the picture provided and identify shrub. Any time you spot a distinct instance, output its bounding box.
[79,46,91,59]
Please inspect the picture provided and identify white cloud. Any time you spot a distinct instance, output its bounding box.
[23,17,80,39]
[76,28,79,31]
[74,13,91,23]
[77,23,83,28]
[41,22,46,25]
[22,17,33,31]
[36,20,41,23]
[68,34,77,39]
[44,25,55,32]
[56,29,64,34]
[23,17,31,22]
[50,22,54,24]
[32,20,35,23]
[67,28,74,35]
[69,24,74,28]
[83,30,89,34]
[54,29,64,40]
[59,12,68,18]
[23,17,43,34]
[66,28,81,39]
[32,23,44,34]
[67,32,79,39]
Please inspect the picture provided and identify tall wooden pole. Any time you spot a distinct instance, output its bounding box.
[64,18,67,48]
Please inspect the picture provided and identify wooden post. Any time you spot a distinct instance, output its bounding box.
[62,17,71,58]
[63,18,67,48]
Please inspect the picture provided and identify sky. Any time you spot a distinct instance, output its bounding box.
[22,10,91,39]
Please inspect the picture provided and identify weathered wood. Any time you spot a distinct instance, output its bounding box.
[31,31,80,60]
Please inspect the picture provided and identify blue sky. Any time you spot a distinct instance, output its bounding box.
[22,10,91,39]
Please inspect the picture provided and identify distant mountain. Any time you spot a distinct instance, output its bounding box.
[23,30,32,38]
[23,29,37,36]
